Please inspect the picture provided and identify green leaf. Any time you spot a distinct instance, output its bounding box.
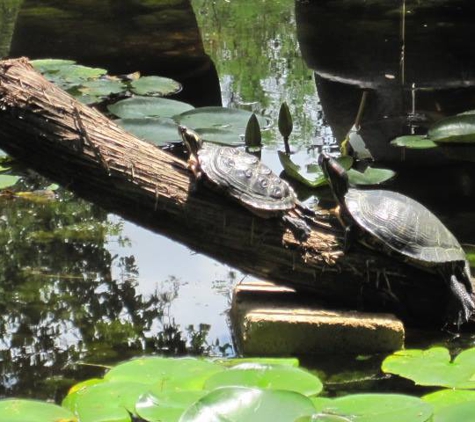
[423,389,475,413]
[78,79,125,97]
[55,64,107,82]
[429,114,475,143]
[116,118,181,145]
[135,390,206,422]
[220,357,300,368]
[130,75,182,96]
[204,363,323,397]
[390,135,438,149]
[279,152,352,189]
[0,398,77,422]
[319,394,433,422]
[347,166,395,186]
[108,96,194,119]
[175,106,268,134]
[180,386,316,422]
[382,347,475,388]
[31,58,76,74]
[296,415,352,422]
[104,357,224,391]
[433,401,475,422]
[194,128,244,146]
[0,174,20,189]
[62,381,149,421]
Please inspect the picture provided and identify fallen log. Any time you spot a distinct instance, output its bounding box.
[0,57,457,325]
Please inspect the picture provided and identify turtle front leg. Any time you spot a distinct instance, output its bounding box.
[187,157,203,193]
[282,215,311,241]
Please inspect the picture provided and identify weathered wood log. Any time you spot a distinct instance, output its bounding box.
[0,57,456,325]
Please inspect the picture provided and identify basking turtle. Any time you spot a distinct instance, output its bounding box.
[178,125,312,240]
[318,152,475,326]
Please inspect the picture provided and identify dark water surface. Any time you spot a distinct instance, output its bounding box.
[1,0,475,401]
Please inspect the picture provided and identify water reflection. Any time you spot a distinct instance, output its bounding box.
[296,0,475,165]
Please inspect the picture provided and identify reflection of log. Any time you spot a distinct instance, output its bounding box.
[0,58,459,326]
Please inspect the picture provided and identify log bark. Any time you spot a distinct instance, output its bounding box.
[0,57,456,325]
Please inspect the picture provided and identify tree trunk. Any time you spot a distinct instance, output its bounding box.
[0,57,454,325]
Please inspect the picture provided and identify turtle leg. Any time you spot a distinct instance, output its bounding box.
[343,225,356,253]
[447,274,475,327]
[187,158,203,193]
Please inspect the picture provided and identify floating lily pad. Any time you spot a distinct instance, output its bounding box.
[204,363,323,397]
[279,151,353,189]
[390,135,438,149]
[432,400,475,422]
[316,394,433,422]
[0,174,20,189]
[0,398,77,422]
[175,107,269,135]
[78,79,125,97]
[108,96,194,119]
[194,127,244,146]
[429,114,475,143]
[31,58,76,74]
[347,166,396,186]
[382,347,475,389]
[54,64,107,82]
[62,381,149,421]
[104,356,224,391]
[296,414,352,422]
[221,357,300,368]
[423,389,475,413]
[130,75,182,96]
[135,390,206,422]
[116,118,180,145]
[180,386,316,422]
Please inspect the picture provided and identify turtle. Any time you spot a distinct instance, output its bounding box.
[318,151,475,326]
[178,125,312,240]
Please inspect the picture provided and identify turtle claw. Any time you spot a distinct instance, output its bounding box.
[448,275,475,328]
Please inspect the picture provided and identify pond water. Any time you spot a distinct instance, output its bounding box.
[1,0,475,401]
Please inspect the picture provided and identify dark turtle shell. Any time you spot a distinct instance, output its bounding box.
[345,188,466,265]
[198,143,297,213]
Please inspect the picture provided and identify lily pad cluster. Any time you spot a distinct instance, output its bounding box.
[382,346,475,420]
[32,59,182,106]
[391,110,475,149]
[2,353,461,422]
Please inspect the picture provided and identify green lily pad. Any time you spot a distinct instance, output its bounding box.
[31,58,76,74]
[278,151,352,189]
[62,381,149,421]
[382,347,475,388]
[135,390,206,422]
[55,64,107,82]
[175,106,268,134]
[194,127,244,146]
[180,386,317,422]
[116,118,180,145]
[204,363,323,397]
[318,394,433,422]
[347,166,396,186]
[390,135,438,149]
[108,96,194,119]
[0,174,20,189]
[221,357,300,368]
[104,356,224,391]
[0,398,77,422]
[423,389,475,413]
[78,79,125,97]
[432,401,475,422]
[296,415,352,422]
[429,114,475,143]
[130,75,182,96]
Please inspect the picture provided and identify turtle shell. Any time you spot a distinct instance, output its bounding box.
[198,143,297,212]
[345,188,466,265]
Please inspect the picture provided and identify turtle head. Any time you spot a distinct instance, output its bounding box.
[318,152,349,202]
[178,125,203,159]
